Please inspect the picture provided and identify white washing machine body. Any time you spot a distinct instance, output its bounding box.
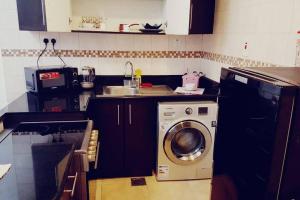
[156,101,218,181]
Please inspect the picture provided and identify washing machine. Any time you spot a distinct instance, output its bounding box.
[156,101,218,181]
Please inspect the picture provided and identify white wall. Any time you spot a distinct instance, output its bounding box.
[0,0,203,104]
[199,0,300,82]
[0,54,7,109]
[72,0,164,24]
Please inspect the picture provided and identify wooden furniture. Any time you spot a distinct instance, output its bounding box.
[16,0,215,34]
[89,98,156,178]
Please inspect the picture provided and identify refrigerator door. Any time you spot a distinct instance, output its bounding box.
[214,68,296,200]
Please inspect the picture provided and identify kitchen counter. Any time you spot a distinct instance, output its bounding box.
[0,91,93,116]
[0,91,93,128]
[0,75,219,128]
[0,131,74,200]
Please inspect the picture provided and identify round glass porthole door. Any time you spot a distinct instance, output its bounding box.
[163,120,212,165]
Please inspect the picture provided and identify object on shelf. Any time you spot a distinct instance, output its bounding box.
[139,29,163,34]
[81,16,102,29]
[119,23,139,32]
[142,23,162,29]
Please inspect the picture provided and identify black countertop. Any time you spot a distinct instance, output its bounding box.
[0,91,93,117]
[0,131,74,200]
[0,75,219,127]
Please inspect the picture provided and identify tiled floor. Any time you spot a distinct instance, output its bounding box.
[89,175,211,200]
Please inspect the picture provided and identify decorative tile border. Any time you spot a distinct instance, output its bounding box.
[1,49,282,68]
[1,49,200,59]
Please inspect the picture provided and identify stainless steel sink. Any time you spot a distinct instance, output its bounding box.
[102,85,173,96]
[103,86,139,96]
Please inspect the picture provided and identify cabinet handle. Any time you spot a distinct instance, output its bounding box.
[189,2,194,31]
[64,172,78,197]
[117,105,120,126]
[129,104,132,125]
[31,74,36,90]
[94,142,100,169]
[41,0,46,26]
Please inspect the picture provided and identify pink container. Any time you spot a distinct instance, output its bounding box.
[182,72,204,88]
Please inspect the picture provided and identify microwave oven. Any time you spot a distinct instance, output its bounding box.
[25,66,79,93]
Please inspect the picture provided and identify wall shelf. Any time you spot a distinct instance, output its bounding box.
[71,29,165,35]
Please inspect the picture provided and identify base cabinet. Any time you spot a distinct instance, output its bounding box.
[124,99,156,176]
[89,98,156,178]
[91,99,124,178]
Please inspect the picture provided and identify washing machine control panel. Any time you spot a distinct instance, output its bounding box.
[185,107,193,115]
[198,107,208,115]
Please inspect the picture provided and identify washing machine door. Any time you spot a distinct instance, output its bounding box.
[164,120,212,165]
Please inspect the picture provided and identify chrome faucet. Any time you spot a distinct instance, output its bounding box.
[124,61,134,80]
[124,61,134,81]
[124,61,136,87]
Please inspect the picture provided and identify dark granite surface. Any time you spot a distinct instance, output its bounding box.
[0,75,219,125]
[0,132,74,200]
[0,90,94,118]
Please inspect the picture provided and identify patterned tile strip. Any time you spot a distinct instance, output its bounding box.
[1,49,282,68]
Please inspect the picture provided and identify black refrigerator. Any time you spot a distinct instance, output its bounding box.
[213,67,300,200]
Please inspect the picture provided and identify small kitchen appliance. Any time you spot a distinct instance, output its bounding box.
[80,66,95,89]
[25,66,79,93]
[182,71,204,90]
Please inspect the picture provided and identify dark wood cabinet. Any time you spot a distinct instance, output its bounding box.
[16,0,46,31]
[124,99,156,176]
[16,0,71,32]
[89,98,156,178]
[92,99,124,178]
[189,0,215,34]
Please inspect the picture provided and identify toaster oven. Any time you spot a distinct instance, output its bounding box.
[25,66,79,93]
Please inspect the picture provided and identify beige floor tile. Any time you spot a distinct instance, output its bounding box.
[89,179,102,200]
[100,177,149,200]
[100,177,130,185]
[147,179,211,200]
[89,176,211,200]
[89,180,96,200]
[95,180,102,200]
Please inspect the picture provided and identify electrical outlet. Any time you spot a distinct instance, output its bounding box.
[43,38,49,46]
[51,38,57,45]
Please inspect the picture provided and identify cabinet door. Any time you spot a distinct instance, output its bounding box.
[189,0,215,34]
[124,99,156,176]
[45,0,72,32]
[16,0,46,31]
[92,99,125,178]
[164,0,190,35]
